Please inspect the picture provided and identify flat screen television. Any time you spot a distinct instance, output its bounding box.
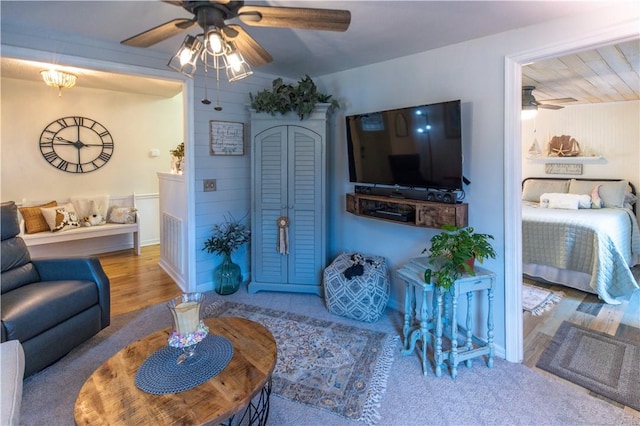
[346,100,463,191]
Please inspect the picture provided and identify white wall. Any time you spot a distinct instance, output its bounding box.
[318,4,640,356]
[0,77,183,248]
[522,101,640,222]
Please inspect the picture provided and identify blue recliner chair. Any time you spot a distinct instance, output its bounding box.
[1,201,110,377]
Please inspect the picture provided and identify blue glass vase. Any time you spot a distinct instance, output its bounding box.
[214,252,241,295]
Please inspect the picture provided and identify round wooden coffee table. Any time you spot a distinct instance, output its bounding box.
[74,317,277,425]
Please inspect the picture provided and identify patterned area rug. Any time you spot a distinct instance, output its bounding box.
[537,321,640,411]
[204,301,397,425]
[522,283,564,315]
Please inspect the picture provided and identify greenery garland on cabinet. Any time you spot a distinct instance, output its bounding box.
[249,75,339,120]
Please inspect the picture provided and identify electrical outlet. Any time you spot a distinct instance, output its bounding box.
[203,179,216,192]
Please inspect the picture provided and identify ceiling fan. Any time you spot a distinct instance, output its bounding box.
[121,0,351,70]
[522,86,577,110]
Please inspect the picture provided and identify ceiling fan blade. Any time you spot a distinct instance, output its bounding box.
[538,104,564,110]
[121,18,196,47]
[226,25,273,67]
[163,0,231,5]
[238,6,351,32]
[538,97,578,104]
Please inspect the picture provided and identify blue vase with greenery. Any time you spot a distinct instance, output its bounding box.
[203,214,250,295]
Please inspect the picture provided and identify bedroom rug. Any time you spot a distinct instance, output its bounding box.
[203,300,397,425]
[522,283,564,315]
[536,321,640,411]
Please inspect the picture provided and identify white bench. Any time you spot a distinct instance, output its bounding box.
[18,194,140,256]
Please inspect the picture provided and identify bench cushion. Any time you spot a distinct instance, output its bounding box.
[1,280,98,342]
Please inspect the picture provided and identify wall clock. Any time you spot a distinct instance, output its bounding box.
[39,116,114,173]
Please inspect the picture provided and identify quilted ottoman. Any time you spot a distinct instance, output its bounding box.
[323,253,390,322]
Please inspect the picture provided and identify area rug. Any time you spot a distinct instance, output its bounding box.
[522,283,564,315]
[536,321,640,411]
[204,300,397,425]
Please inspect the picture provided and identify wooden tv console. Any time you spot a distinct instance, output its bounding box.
[346,193,468,229]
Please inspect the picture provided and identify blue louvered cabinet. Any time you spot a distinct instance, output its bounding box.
[248,105,329,295]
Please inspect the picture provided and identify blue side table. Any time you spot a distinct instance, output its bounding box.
[397,257,436,375]
[433,266,496,379]
[397,257,496,378]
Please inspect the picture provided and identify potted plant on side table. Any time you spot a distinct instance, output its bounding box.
[422,224,497,290]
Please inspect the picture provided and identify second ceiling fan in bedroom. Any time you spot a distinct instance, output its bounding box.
[121,0,351,103]
[522,86,577,119]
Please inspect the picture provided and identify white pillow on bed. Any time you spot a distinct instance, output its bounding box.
[522,179,570,202]
[540,193,591,210]
[568,179,628,208]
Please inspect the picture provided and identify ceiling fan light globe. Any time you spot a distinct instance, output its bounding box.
[205,30,225,56]
[521,107,538,120]
[226,61,253,82]
[168,35,202,77]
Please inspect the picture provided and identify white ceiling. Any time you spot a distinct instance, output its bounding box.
[1,1,637,102]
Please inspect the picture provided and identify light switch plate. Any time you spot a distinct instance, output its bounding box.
[203,179,217,192]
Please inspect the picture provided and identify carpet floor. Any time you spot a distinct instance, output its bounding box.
[20,286,640,425]
[537,321,640,412]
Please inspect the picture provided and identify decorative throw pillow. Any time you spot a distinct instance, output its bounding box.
[590,185,603,209]
[70,195,110,220]
[40,204,80,232]
[568,179,628,208]
[108,206,137,224]
[522,179,570,203]
[19,201,57,234]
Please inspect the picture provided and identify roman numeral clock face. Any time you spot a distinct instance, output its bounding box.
[39,116,113,173]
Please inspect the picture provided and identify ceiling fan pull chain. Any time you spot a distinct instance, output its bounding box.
[202,60,211,105]
[214,55,223,111]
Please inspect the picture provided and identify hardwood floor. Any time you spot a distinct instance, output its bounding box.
[97,245,181,317]
[523,275,640,417]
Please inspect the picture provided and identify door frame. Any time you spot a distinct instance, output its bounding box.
[503,20,640,362]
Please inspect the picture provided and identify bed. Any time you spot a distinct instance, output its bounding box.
[521,177,640,304]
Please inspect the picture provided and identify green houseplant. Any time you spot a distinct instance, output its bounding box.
[169,142,185,174]
[422,224,497,290]
[249,75,339,120]
[202,214,250,295]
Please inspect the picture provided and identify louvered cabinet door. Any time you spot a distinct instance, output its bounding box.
[252,126,288,284]
[286,126,323,285]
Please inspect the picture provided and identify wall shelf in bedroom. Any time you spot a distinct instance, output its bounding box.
[526,156,605,163]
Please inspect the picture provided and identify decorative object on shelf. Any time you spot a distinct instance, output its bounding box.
[547,135,581,157]
[169,142,185,174]
[40,69,77,97]
[527,129,542,157]
[166,292,209,365]
[39,116,113,173]
[422,224,496,290]
[203,214,250,295]
[209,121,244,155]
[249,75,339,120]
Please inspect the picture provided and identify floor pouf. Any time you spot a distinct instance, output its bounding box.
[323,253,390,322]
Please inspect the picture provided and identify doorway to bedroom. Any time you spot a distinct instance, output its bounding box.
[513,39,640,413]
